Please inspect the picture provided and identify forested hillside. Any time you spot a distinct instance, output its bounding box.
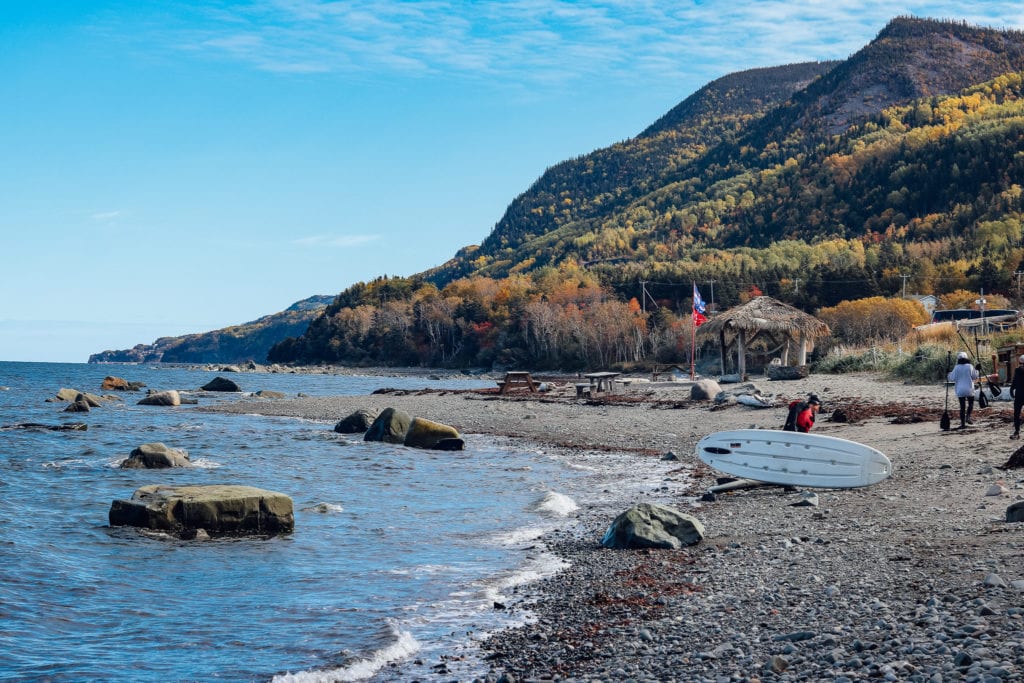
[269,17,1024,371]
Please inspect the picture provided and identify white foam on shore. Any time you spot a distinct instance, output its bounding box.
[272,627,420,683]
[490,525,547,547]
[482,551,569,605]
[530,491,579,517]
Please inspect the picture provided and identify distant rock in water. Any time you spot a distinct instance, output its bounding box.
[1,422,88,432]
[120,443,191,469]
[109,484,294,538]
[201,377,241,392]
[138,390,181,407]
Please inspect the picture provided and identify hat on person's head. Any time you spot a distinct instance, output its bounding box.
[957,351,969,360]
[807,394,821,406]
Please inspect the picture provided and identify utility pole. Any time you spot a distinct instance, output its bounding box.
[707,280,716,314]
[793,278,801,295]
[1015,270,1023,300]
[900,273,911,299]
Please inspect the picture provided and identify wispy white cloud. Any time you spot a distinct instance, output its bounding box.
[91,210,122,222]
[292,234,380,248]
[133,1,1024,90]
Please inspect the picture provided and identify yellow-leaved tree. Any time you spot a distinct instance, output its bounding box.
[817,297,929,346]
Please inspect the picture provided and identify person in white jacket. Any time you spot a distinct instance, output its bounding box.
[948,351,980,429]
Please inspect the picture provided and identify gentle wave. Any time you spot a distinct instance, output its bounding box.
[301,501,344,513]
[272,627,420,683]
[530,491,579,517]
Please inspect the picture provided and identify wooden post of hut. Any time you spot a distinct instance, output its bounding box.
[737,329,747,379]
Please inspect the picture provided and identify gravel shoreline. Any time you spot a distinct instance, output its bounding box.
[206,372,1024,682]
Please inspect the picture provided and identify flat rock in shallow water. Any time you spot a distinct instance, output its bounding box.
[109,484,294,537]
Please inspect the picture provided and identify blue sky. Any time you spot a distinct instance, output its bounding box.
[2,1,1022,362]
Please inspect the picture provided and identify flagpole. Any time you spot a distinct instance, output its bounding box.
[690,281,696,380]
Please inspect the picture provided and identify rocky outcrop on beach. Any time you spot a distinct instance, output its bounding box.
[600,502,705,549]
[108,484,294,537]
[119,443,191,469]
[689,379,722,401]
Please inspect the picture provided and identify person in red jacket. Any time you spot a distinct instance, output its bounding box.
[796,394,821,432]
[783,393,822,432]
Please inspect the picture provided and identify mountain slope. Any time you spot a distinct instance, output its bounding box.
[88,295,334,364]
[426,17,1024,285]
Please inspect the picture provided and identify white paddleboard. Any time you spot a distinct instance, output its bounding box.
[696,429,893,489]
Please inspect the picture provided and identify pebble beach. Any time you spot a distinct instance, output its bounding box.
[209,370,1024,682]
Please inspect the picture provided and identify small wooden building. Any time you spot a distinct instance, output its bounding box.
[696,296,831,378]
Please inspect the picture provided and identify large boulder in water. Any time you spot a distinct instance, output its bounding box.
[201,376,242,392]
[364,407,413,444]
[120,442,191,469]
[690,379,722,401]
[601,502,705,550]
[138,390,181,407]
[404,417,460,449]
[101,376,130,391]
[109,484,294,537]
[334,409,379,434]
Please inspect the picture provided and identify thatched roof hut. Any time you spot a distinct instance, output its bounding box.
[696,296,831,378]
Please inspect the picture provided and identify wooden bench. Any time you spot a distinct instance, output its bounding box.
[575,383,592,398]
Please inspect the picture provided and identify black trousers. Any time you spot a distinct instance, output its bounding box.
[958,395,974,425]
[1014,395,1024,433]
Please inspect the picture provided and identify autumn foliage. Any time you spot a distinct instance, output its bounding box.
[817,297,929,345]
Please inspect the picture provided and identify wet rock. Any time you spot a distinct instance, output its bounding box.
[334,408,380,434]
[364,407,413,444]
[109,484,293,537]
[138,390,181,407]
[120,442,191,469]
[201,376,242,392]
[404,416,460,449]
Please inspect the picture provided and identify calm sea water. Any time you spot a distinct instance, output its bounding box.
[0,362,588,682]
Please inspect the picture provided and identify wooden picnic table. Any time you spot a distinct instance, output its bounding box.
[499,371,537,394]
[584,371,621,392]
